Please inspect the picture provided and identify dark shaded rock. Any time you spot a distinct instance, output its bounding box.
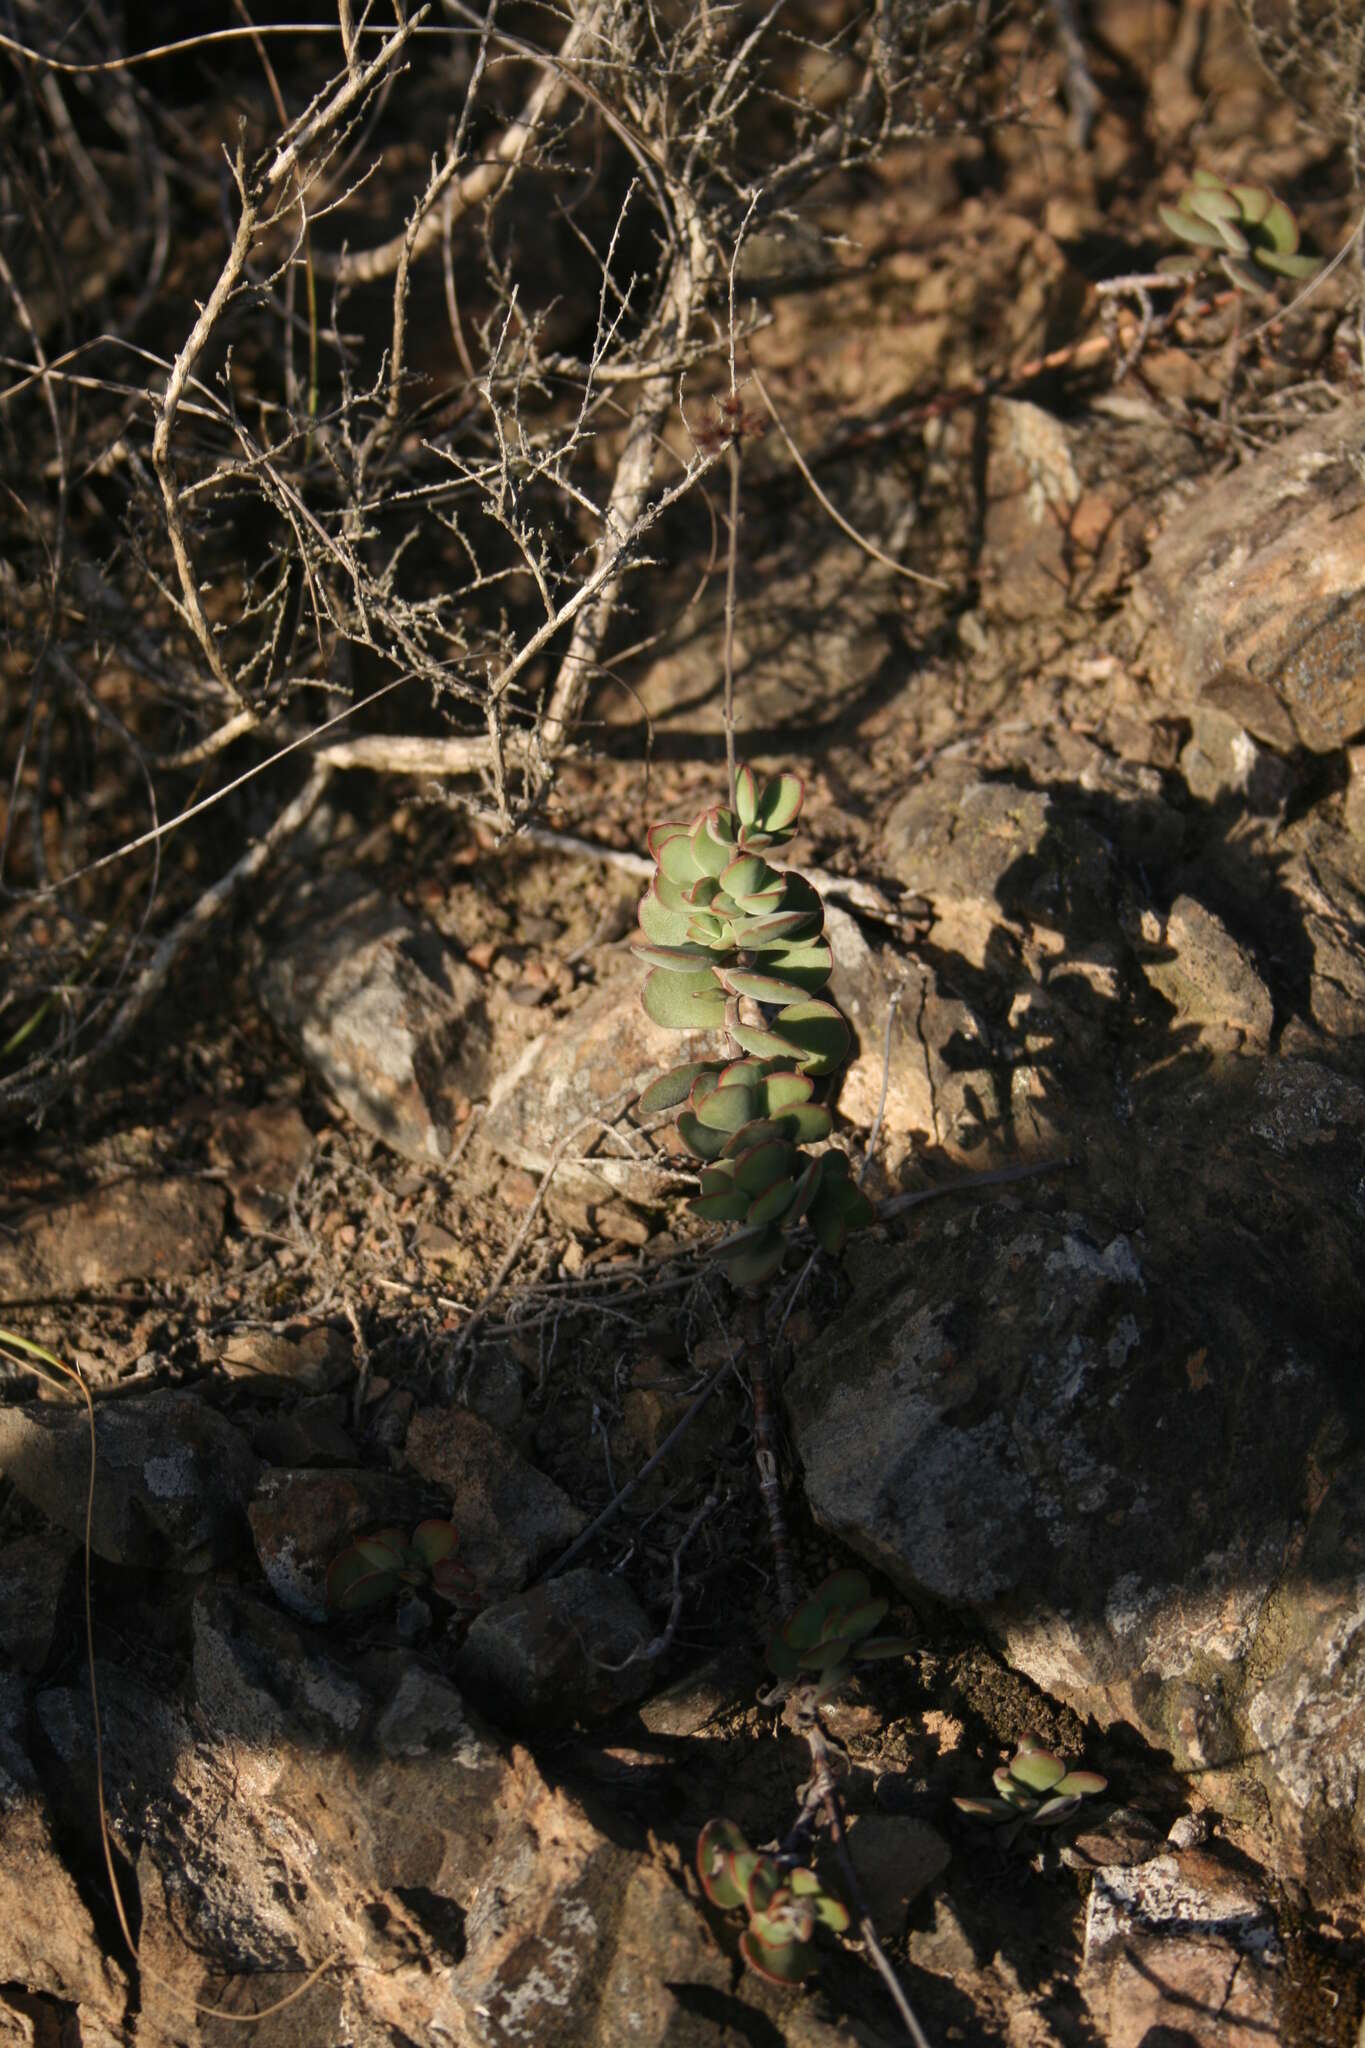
[0,1532,75,1672]
[1133,397,1365,752]
[208,1099,313,1231]
[258,876,491,1167]
[455,1568,655,1729]
[404,1407,584,1599]
[1080,1848,1282,2045]
[0,1178,225,1296]
[785,1057,1365,1904]
[842,1815,951,1937]
[0,1390,258,1570]
[246,1466,439,1621]
[249,1401,359,1469]
[0,1675,127,2026]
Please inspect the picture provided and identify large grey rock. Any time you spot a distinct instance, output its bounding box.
[0,1390,258,1571]
[24,1592,862,2048]
[259,876,491,1166]
[1132,396,1365,753]
[482,964,712,1196]
[785,1059,1365,1906]
[1080,1848,1282,2046]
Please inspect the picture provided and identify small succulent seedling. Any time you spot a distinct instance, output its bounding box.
[1159,171,1322,296]
[635,766,874,1286]
[765,1568,913,1701]
[953,1730,1107,1845]
[326,1520,475,1614]
[697,1819,850,1985]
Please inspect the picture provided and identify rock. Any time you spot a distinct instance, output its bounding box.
[1179,698,1296,809]
[1133,396,1365,752]
[842,1814,951,1937]
[0,1532,75,1673]
[1061,1803,1165,1870]
[258,875,491,1167]
[482,965,713,1195]
[455,1568,656,1729]
[0,1178,225,1296]
[1136,894,1273,1051]
[246,1466,438,1621]
[208,1099,313,1230]
[0,1674,127,2025]
[216,1321,353,1396]
[0,1390,258,1571]
[1080,1848,1282,2045]
[404,1407,585,1599]
[27,1588,850,2047]
[249,1401,359,1469]
[784,1055,1365,1906]
[638,1649,764,1737]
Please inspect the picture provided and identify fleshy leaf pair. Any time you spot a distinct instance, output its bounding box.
[953,1730,1108,1839]
[326,1520,475,1614]
[1159,171,1321,294]
[697,1819,849,1986]
[765,1568,912,1697]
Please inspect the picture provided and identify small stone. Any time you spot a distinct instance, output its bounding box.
[250,1402,359,1469]
[1167,1811,1210,1848]
[258,875,492,1167]
[217,1321,353,1396]
[404,1408,584,1599]
[208,1101,313,1230]
[1062,1804,1164,1869]
[0,1179,225,1296]
[455,1568,655,1729]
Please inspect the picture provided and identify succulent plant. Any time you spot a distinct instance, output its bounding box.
[764,1568,913,1700]
[635,767,874,1286]
[697,1819,850,1985]
[326,1520,475,1615]
[953,1730,1107,1842]
[1159,171,1322,295]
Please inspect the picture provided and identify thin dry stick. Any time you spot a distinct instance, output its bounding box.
[722,444,741,810]
[750,368,950,593]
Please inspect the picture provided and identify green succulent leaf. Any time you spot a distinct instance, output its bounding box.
[768,1000,850,1075]
[637,884,693,947]
[647,822,689,862]
[730,1139,793,1194]
[745,1859,782,1917]
[675,1111,730,1160]
[1009,1749,1068,1794]
[757,773,804,832]
[740,1926,810,1984]
[658,831,705,885]
[775,1102,833,1145]
[1256,247,1321,279]
[760,1069,813,1110]
[697,1821,750,1910]
[1159,201,1232,250]
[780,1570,871,1652]
[691,1186,753,1223]
[747,1176,798,1227]
[632,940,720,973]
[410,1520,459,1569]
[694,1082,759,1132]
[725,1228,787,1288]
[728,1019,800,1062]
[638,1061,723,1114]
[1031,1793,1084,1827]
[735,764,759,827]
[1056,1769,1108,1797]
[953,1796,1017,1819]
[691,811,737,878]
[326,1533,407,1613]
[852,1634,915,1662]
[641,966,726,1031]
[430,1556,476,1603]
